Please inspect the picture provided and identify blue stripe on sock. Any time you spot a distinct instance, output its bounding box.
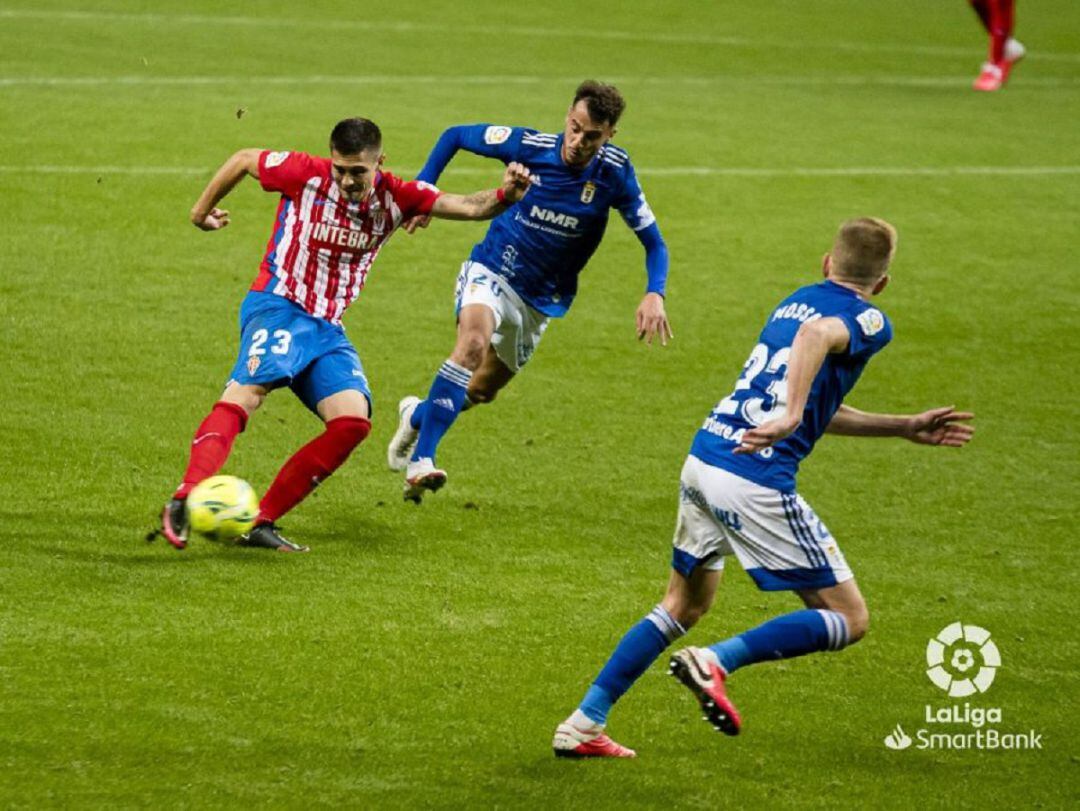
[819,609,838,650]
[817,609,849,651]
[437,361,472,387]
[646,605,686,642]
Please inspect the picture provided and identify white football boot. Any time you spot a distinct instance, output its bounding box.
[387,395,421,471]
[403,457,447,503]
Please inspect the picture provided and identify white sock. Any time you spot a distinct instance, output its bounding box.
[698,646,721,668]
[568,708,601,730]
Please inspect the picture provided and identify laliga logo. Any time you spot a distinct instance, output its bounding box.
[926,622,1001,697]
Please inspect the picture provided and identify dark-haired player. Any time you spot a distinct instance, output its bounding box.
[155,118,533,551]
[387,81,673,501]
[552,219,974,757]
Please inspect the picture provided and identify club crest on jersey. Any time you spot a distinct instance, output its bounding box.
[856,308,886,336]
[247,355,261,376]
[264,151,290,168]
[484,125,512,145]
[581,181,596,204]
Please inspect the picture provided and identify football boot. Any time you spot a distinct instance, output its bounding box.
[552,721,636,759]
[669,647,743,735]
[237,523,310,553]
[387,396,421,471]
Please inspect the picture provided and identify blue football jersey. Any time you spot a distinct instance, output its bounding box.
[690,280,893,492]
[416,124,658,317]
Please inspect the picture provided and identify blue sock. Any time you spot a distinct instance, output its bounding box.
[578,606,685,725]
[409,400,428,430]
[412,360,472,463]
[708,609,849,674]
[409,394,473,431]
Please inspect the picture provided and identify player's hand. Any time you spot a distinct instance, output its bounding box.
[636,292,673,345]
[734,415,801,454]
[903,406,975,447]
[192,207,230,231]
[500,162,533,203]
[404,214,432,234]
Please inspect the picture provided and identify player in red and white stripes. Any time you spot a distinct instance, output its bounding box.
[154,118,532,552]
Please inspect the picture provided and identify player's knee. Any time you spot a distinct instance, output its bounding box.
[661,595,711,630]
[222,384,266,414]
[451,333,488,370]
[673,604,708,629]
[467,386,497,405]
[327,416,371,452]
[842,604,870,644]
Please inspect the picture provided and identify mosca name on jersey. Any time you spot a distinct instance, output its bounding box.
[309,222,380,252]
[771,302,823,324]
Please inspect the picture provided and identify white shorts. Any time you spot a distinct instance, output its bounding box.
[672,455,853,591]
[455,261,549,373]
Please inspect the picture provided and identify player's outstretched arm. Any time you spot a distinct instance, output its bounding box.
[406,125,523,234]
[429,162,532,221]
[827,404,975,446]
[633,224,672,345]
[416,125,519,185]
[735,317,850,454]
[190,148,261,231]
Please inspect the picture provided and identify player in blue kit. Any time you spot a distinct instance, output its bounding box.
[386,81,672,501]
[552,218,975,757]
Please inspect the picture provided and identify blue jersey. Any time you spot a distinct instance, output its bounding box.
[690,280,893,492]
[416,124,667,317]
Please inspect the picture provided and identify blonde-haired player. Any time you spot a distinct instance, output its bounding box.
[553,218,974,757]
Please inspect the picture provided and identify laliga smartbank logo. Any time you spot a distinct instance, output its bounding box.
[926,621,1000,696]
[882,622,1043,752]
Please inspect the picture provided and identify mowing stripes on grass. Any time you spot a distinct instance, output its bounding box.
[2,164,1079,178]
[3,75,1079,88]
[3,8,1080,62]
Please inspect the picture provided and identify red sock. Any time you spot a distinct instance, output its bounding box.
[969,0,993,33]
[173,401,249,499]
[257,416,371,524]
[988,0,1015,62]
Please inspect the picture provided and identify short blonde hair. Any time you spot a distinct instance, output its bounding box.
[831,217,898,283]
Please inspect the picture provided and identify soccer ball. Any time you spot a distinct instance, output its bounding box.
[186,475,259,541]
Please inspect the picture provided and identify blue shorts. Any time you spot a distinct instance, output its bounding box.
[226,292,372,415]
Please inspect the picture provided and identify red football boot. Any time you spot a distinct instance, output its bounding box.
[158,498,189,550]
[973,62,1005,92]
[552,721,637,759]
[669,647,743,735]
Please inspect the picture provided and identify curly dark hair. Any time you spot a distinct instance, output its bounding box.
[329,118,382,155]
[572,80,625,127]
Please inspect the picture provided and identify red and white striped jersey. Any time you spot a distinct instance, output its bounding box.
[252,150,440,324]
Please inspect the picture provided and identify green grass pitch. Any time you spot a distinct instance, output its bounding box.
[1,0,1078,806]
